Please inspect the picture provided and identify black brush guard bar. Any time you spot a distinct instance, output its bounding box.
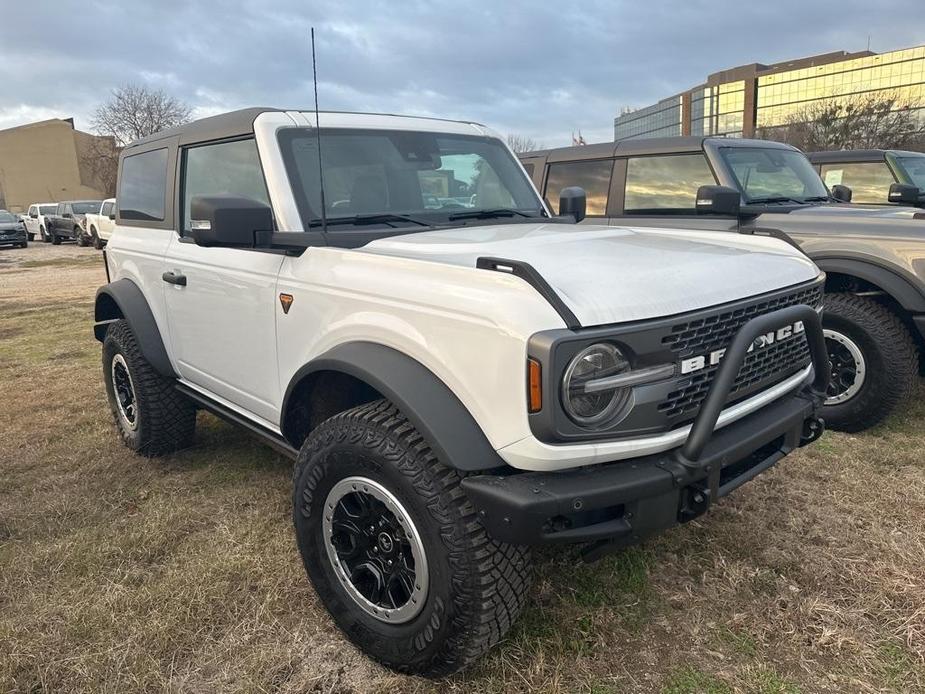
[681,303,829,462]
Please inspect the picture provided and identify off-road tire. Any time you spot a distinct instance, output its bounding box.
[91,227,104,250]
[27,233,35,241]
[293,399,532,677]
[102,319,196,455]
[822,292,918,432]
[51,234,61,245]
[76,228,88,247]
[40,226,49,243]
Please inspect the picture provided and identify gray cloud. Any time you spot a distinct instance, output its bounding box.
[0,0,922,146]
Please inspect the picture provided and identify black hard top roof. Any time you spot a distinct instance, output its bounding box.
[522,136,798,162]
[125,108,282,149]
[124,107,489,150]
[807,149,925,163]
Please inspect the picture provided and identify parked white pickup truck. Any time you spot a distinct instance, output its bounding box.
[83,198,117,249]
[24,203,58,242]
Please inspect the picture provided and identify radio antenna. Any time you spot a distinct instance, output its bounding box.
[311,27,328,241]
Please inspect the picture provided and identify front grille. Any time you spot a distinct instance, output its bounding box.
[657,283,823,421]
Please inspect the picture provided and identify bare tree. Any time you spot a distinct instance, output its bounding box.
[757,92,925,152]
[506,133,545,153]
[77,136,120,196]
[91,84,192,145]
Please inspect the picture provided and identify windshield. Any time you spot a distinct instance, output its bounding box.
[0,211,16,223]
[72,201,102,214]
[894,155,925,190]
[278,128,544,231]
[720,147,829,203]
[39,205,57,215]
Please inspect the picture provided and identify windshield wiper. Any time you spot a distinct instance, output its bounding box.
[308,213,433,228]
[447,207,536,221]
[747,196,805,205]
[802,196,830,202]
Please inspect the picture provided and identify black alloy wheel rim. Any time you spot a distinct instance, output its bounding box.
[323,477,428,623]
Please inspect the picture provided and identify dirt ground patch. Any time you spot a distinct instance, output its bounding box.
[1,245,923,693]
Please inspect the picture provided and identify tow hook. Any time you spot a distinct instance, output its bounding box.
[800,417,825,447]
[678,485,710,523]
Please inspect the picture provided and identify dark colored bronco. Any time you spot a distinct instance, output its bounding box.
[521,137,925,432]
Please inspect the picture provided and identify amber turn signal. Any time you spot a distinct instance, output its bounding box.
[528,358,542,413]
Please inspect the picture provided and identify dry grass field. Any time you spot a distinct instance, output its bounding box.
[1,244,923,694]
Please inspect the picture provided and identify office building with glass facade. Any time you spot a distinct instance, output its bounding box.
[614,44,925,141]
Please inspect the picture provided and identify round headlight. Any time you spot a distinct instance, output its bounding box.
[562,343,632,427]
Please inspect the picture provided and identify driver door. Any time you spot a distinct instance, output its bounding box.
[163,137,284,426]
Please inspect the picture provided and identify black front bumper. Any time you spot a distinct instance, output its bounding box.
[463,304,829,556]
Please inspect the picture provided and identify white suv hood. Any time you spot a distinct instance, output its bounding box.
[361,223,820,327]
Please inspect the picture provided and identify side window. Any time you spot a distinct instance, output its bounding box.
[119,148,168,221]
[28,206,36,216]
[181,139,270,233]
[101,201,114,217]
[544,159,613,216]
[820,162,896,204]
[56,203,65,215]
[624,154,716,214]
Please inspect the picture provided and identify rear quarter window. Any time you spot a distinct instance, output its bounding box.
[119,148,168,222]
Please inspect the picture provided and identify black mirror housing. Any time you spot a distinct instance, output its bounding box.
[189,195,273,247]
[696,185,741,216]
[831,184,852,202]
[888,182,920,205]
[559,186,586,222]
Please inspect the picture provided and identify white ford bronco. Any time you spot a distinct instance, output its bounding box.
[94,108,829,676]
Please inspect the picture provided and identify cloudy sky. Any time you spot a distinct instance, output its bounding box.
[1,0,922,147]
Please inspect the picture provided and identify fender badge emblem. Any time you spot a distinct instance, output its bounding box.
[279,293,294,314]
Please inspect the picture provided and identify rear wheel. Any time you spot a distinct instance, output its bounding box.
[91,227,104,250]
[51,234,61,245]
[102,319,196,455]
[27,233,35,241]
[40,226,49,242]
[821,292,918,432]
[293,400,532,677]
[76,228,88,247]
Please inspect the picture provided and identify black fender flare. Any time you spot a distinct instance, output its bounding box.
[94,278,177,378]
[812,256,925,313]
[282,342,506,472]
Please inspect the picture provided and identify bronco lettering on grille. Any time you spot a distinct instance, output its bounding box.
[679,321,805,375]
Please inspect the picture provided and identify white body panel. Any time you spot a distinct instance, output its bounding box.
[163,236,284,425]
[104,110,823,472]
[359,223,818,327]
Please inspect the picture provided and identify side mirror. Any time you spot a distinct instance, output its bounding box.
[831,184,852,202]
[189,195,273,247]
[108,213,116,220]
[888,183,920,205]
[559,186,586,222]
[63,212,72,219]
[30,213,38,219]
[696,185,741,216]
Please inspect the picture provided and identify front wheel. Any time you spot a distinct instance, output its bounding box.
[27,233,35,241]
[76,228,88,247]
[102,319,196,455]
[293,400,532,677]
[91,228,104,250]
[821,292,918,432]
[40,226,49,243]
[51,234,61,245]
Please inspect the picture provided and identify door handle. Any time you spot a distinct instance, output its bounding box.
[162,271,187,286]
